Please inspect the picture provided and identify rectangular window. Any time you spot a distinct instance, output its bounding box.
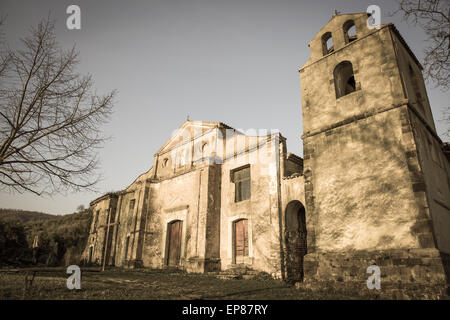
[129,199,135,215]
[231,165,251,202]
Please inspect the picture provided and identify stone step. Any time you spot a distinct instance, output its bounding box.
[208,267,262,280]
[216,274,243,280]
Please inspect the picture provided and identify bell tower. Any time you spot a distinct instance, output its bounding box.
[299,12,449,297]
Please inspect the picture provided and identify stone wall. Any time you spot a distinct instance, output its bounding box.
[303,248,447,299]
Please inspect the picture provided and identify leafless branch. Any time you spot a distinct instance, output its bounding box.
[394,0,450,90]
[0,17,116,195]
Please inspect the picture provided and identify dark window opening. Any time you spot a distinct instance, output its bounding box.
[129,199,135,216]
[322,32,334,55]
[334,61,357,98]
[346,75,356,95]
[231,165,251,202]
[343,20,357,44]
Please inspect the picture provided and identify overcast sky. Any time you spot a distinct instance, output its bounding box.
[1,0,449,215]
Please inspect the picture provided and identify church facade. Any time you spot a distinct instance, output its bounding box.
[82,121,307,281]
[82,13,450,295]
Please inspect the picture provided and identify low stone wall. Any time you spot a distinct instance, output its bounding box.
[302,248,447,299]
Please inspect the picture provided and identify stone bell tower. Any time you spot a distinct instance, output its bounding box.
[299,12,449,298]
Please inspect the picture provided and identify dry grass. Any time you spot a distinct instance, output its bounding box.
[0,267,368,300]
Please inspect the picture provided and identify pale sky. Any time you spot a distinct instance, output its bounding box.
[0,0,449,215]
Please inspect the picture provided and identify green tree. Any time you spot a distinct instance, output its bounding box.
[0,220,29,265]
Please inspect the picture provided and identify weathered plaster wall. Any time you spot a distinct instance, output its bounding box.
[301,25,406,136]
[281,176,305,206]
[391,29,450,255]
[155,126,218,181]
[307,107,429,251]
[299,15,438,252]
[142,164,219,272]
[143,170,198,269]
[410,111,450,254]
[114,189,139,267]
[392,30,436,131]
[82,195,117,265]
[219,134,283,276]
[298,14,447,296]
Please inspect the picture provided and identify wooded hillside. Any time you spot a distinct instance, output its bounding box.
[0,209,92,267]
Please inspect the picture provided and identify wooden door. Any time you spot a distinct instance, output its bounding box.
[234,219,248,264]
[168,220,182,266]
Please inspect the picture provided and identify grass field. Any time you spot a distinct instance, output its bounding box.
[0,267,369,300]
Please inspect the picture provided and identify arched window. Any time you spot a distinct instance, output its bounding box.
[334,61,356,98]
[162,158,169,168]
[321,32,334,55]
[201,142,208,157]
[343,20,357,44]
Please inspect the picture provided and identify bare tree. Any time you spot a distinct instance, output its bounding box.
[76,204,86,212]
[0,18,116,195]
[395,0,450,90]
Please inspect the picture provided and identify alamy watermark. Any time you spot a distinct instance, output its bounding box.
[66,5,81,30]
[367,5,381,30]
[66,265,81,290]
[163,123,282,173]
[366,265,381,290]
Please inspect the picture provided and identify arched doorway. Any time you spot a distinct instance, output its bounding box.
[167,220,183,266]
[285,201,307,282]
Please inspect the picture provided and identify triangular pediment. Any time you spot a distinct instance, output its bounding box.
[156,120,227,155]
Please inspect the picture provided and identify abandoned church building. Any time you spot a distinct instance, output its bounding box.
[82,13,450,295]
